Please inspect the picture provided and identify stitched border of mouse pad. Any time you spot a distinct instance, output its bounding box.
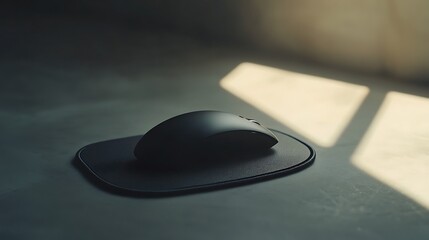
[76,129,315,195]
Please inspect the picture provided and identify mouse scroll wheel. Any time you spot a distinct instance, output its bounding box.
[247,118,261,125]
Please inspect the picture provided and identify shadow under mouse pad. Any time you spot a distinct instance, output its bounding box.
[77,130,315,194]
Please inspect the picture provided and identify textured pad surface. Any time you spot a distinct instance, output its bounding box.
[77,130,315,194]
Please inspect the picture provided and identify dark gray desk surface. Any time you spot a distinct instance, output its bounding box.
[1,14,428,240]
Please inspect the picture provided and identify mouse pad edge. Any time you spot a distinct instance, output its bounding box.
[76,130,316,195]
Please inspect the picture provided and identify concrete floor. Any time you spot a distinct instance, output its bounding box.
[1,13,429,240]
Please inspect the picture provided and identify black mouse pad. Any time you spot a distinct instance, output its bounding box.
[77,130,315,194]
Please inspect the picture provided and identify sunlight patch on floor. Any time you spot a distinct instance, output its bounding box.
[352,91,429,209]
[220,62,369,147]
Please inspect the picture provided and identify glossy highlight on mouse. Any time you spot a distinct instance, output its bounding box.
[134,111,278,165]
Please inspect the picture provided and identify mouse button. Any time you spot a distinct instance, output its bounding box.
[202,130,277,152]
[203,113,255,132]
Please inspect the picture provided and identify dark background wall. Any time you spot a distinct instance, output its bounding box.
[5,0,429,81]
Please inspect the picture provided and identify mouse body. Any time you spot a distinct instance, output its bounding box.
[134,111,278,164]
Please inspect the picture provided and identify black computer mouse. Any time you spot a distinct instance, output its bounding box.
[134,111,278,165]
